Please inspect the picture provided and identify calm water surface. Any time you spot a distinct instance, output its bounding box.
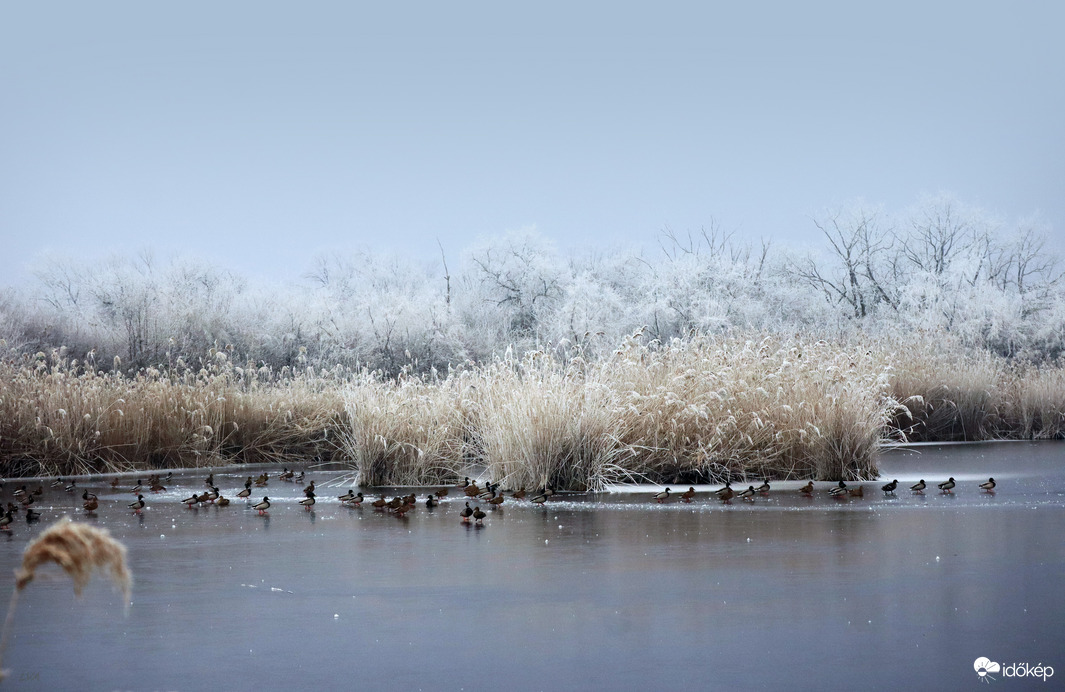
[1,442,1062,691]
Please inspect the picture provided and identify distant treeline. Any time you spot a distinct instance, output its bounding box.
[1,194,1062,377]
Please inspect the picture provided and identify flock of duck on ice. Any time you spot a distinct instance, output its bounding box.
[0,470,998,531]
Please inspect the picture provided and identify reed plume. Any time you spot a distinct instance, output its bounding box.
[0,517,132,679]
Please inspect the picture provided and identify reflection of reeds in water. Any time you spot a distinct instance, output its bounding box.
[0,517,131,680]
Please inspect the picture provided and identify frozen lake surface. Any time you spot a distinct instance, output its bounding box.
[2,441,1063,690]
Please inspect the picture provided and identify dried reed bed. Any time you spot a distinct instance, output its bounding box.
[0,517,131,680]
[339,335,901,489]
[339,373,466,486]
[597,334,897,484]
[881,335,1006,441]
[463,351,633,492]
[0,347,342,477]
[1000,365,1065,439]
[880,332,1065,441]
[4,336,1063,486]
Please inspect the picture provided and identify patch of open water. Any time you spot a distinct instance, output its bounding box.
[1,441,1062,690]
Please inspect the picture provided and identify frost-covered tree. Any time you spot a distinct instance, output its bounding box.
[462,229,566,349]
[3,194,1062,374]
[789,203,898,319]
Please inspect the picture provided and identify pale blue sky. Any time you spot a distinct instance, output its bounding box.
[3,1,1063,286]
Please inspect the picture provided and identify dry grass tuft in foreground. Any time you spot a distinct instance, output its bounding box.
[13,516,132,600]
[0,517,131,680]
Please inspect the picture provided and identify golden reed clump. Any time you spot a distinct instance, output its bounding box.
[0,517,131,680]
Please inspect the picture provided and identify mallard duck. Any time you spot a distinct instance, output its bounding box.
[938,477,956,494]
[756,480,771,494]
[293,471,305,483]
[253,497,271,515]
[32,486,43,497]
[181,492,200,507]
[738,486,756,501]
[164,472,173,484]
[303,481,316,497]
[435,487,449,498]
[460,502,474,522]
[472,506,487,525]
[714,482,733,498]
[50,477,63,488]
[255,473,269,487]
[881,479,898,494]
[150,481,166,493]
[279,468,294,481]
[204,486,220,503]
[653,488,671,503]
[464,483,481,498]
[0,509,14,530]
[216,496,231,507]
[512,488,526,500]
[679,487,696,503]
[82,489,98,502]
[83,497,99,513]
[847,485,864,498]
[425,494,439,508]
[799,481,814,495]
[371,496,388,510]
[488,494,504,506]
[237,486,252,499]
[65,480,77,493]
[204,473,214,488]
[299,493,316,510]
[25,506,41,522]
[338,489,356,503]
[129,495,146,514]
[350,492,365,506]
[12,485,27,498]
[979,478,996,492]
[458,477,471,488]
[718,486,735,503]
[110,478,121,489]
[130,479,144,494]
[828,481,847,497]
[530,492,548,505]
[910,479,926,494]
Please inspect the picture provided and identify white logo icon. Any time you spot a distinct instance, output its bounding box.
[975,657,1001,683]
